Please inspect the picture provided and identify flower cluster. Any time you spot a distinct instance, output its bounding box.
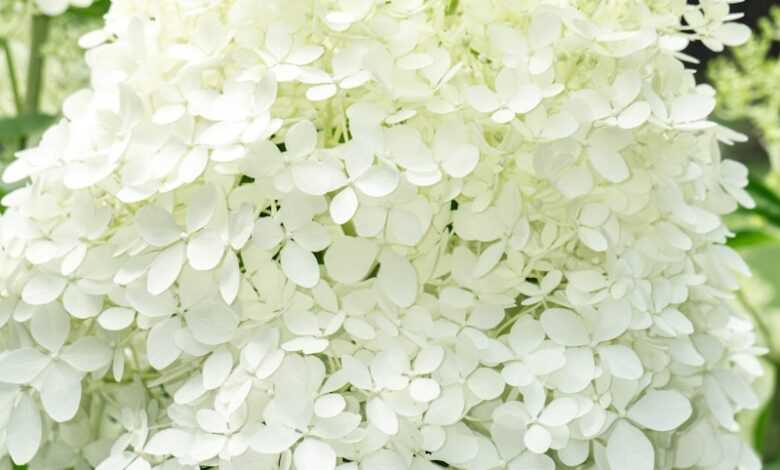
[0,1,763,469]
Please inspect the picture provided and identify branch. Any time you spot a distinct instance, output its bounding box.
[1,38,21,114]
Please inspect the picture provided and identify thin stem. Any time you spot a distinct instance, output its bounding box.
[737,290,779,364]
[24,14,50,115]
[1,38,22,113]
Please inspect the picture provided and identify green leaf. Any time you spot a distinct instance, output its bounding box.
[728,229,780,249]
[445,0,459,15]
[764,460,780,470]
[66,0,111,18]
[0,114,57,141]
[746,175,780,228]
[753,400,772,453]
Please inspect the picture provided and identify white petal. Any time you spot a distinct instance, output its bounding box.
[578,227,608,252]
[147,317,182,370]
[627,389,692,431]
[554,165,592,199]
[185,185,218,233]
[592,299,632,343]
[442,144,479,178]
[219,251,241,305]
[306,84,338,101]
[135,206,181,247]
[41,362,82,422]
[145,428,193,456]
[540,308,590,346]
[196,409,228,434]
[187,229,225,271]
[314,394,346,418]
[473,240,506,278]
[599,345,644,380]
[410,378,441,402]
[541,113,578,140]
[387,208,425,246]
[202,348,233,390]
[148,243,185,295]
[288,46,325,65]
[509,452,555,470]
[60,337,112,372]
[185,299,239,345]
[414,345,445,374]
[35,0,69,16]
[538,397,579,427]
[508,85,543,114]
[292,221,331,252]
[31,303,70,353]
[589,149,629,183]
[294,438,336,470]
[329,187,358,224]
[250,424,301,454]
[63,283,103,319]
[607,421,654,470]
[424,387,465,426]
[126,282,178,318]
[670,94,715,123]
[198,120,245,146]
[0,348,50,384]
[324,236,378,284]
[98,307,136,331]
[8,394,42,464]
[529,11,561,48]
[524,424,552,454]
[22,273,67,305]
[617,101,651,129]
[467,368,505,401]
[280,241,320,288]
[377,250,418,308]
[714,22,751,46]
[367,397,399,435]
[253,218,285,250]
[285,120,318,158]
[355,164,400,197]
[465,86,501,113]
[292,161,348,196]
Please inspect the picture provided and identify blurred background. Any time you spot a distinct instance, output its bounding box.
[2,0,780,468]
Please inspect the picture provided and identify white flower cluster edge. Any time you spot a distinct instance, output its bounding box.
[34,0,95,16]
[0,1,764,469]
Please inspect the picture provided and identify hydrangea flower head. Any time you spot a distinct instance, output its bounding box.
[0,0,762,469]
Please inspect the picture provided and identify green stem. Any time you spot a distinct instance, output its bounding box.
[737,290,779,364]
[24,14,50,116]
[445,0,459,15]
[1,38,22,114]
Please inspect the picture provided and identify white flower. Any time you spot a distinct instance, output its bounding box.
[0,0,762,468]
[35,0,94,16]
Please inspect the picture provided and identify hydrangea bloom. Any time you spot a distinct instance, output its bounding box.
[0,1,763,469]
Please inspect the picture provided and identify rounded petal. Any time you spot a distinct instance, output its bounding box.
[293,439,336,470]
[280,241,320,288]
[8,394,42,464]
